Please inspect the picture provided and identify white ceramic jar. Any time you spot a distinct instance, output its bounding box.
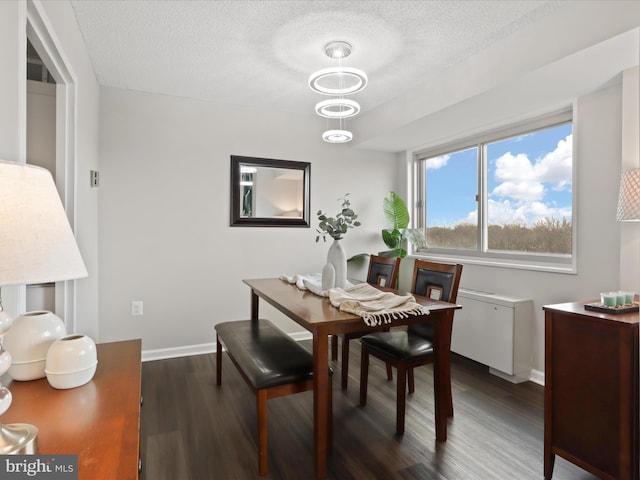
[45,334,97,389]
[3,311,66,381]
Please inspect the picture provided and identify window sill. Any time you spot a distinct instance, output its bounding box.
[412,249,577,275]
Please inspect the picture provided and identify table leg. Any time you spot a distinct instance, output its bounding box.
[544,450,555,479]
[312,327,330,479]
[250,290,259,320]
[432,311,454,441]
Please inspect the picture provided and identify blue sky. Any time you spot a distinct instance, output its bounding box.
[425,123,573,227]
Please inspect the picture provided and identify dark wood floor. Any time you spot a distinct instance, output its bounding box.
[140,339,598,480]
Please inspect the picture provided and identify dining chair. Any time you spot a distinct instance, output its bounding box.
[330,255,401,389]
[359,259,463,434]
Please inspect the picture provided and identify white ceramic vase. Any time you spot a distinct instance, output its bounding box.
[45,334,97,389]
[327,238,347,289]
[3,311,66,381]
[321,262,335,290]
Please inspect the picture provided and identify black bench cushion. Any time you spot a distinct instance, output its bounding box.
[216,319,314,390]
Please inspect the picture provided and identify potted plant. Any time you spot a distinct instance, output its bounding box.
[379,191,425,258]
[316,194,361,288]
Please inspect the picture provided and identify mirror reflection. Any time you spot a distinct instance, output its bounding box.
[230,156,310,227]
[240,165,304,218]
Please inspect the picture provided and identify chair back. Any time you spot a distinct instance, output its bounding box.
[409,259,463,338]
[411,259,463,303]
[366,255,401,288]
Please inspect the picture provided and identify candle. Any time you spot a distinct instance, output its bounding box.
[601,292,617,307]
[622,291,635,305]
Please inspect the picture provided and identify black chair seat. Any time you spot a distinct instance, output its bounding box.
[360,331,433,360]
[216,320,313,390]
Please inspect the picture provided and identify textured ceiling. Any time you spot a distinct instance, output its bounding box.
[70,0,563,117]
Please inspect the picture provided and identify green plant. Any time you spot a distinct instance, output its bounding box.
[379,192,425,257]
[316,194,361,242]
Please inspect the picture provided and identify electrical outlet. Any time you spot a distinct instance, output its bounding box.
[131,301,143,316]
[90,170,99,187]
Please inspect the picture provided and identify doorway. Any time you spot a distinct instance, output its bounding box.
[25,4,79,333]
[26,38,56,312]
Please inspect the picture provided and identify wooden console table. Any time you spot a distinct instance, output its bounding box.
[2,339,142,480]
[543,302,639,480]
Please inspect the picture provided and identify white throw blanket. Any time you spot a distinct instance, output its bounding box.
[279,273,323,291]
[328,283,427,327]
[279,273,353,297]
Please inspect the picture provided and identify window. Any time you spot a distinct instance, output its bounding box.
[414,110,574,272]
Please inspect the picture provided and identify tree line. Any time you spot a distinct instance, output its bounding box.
[426,217,572,254]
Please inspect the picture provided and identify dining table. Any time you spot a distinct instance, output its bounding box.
[243,277,462,479]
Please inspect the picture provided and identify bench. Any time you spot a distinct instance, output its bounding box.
[215,319,332,476]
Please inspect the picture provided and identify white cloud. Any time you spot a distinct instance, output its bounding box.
[464,199,572,226]
[426,154,450,170]
[492,180,545,201]
[533,134,573,190]
[490,134,572,201]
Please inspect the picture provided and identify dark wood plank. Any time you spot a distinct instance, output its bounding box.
[140,340,599,479]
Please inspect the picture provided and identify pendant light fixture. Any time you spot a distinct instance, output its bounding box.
[309,41,367,143]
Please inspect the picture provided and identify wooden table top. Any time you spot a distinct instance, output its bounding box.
[544,300,639,325]
[244,277,461,335]
[2,339,142,480]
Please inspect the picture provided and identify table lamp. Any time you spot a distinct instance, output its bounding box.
[0,160,87,454]
[616,168,640,221]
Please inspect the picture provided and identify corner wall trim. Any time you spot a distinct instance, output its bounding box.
[142,342,216,362]
[529,369,545,386]
[141,331,313,362]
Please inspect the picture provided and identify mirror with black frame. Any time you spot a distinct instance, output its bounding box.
[230,155,311,227]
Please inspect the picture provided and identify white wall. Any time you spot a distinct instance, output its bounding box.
[0,1,27,317]
[97,87,397,357]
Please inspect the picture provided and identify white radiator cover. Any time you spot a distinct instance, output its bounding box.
[451,288,534,383]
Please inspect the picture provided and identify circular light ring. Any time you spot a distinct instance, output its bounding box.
[322,129,353,143]
[309,67,368,95]
[315,98,361,119]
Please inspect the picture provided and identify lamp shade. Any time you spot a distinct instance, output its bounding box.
[616,168,640,221]
[0,160,87,285]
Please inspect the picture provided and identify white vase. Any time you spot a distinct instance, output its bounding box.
[321,262,335,290]
[327,238,347,288]
[45,334,98,389]
[3,311,66,381]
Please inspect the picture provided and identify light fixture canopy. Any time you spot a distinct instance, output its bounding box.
[322,129,353,144]
[616,168,640,221]
[324,41,352,59]
[315,98,360,119]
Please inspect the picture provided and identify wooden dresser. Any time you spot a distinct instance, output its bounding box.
[543,302,639,480]
[2,339,142,480]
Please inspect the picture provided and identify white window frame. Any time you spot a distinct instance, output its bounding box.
[411,108,577,274]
